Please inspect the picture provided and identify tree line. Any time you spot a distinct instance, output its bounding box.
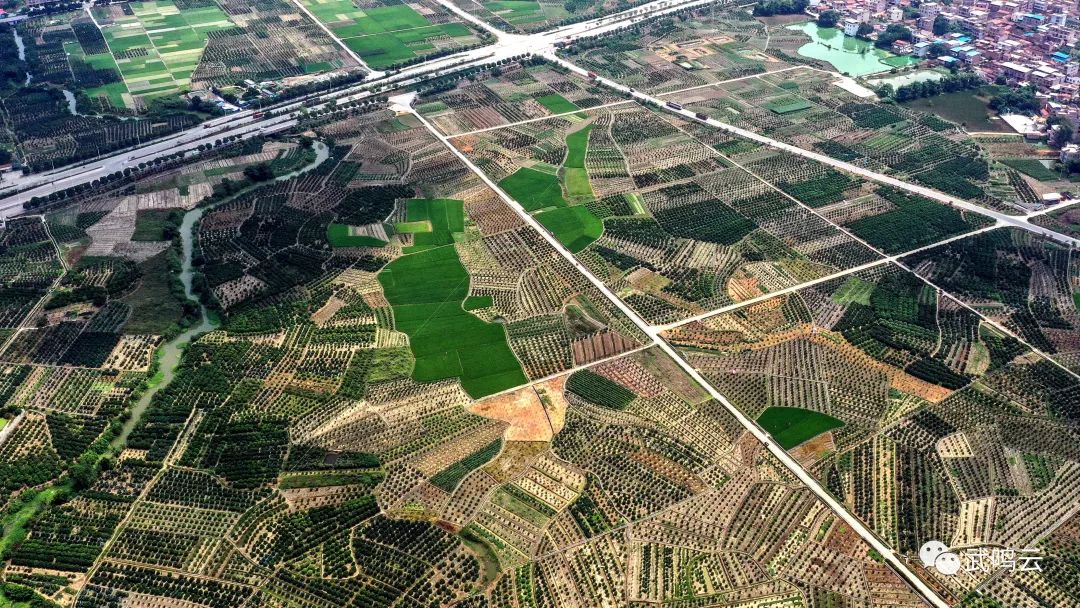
[875,72,983,102]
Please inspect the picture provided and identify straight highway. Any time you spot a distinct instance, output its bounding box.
[0,0,715,216]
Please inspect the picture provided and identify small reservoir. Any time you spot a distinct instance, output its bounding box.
[786,22,919,77]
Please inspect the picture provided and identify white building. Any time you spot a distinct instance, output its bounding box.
[1058,144,1080,163]
[843,18,862,36]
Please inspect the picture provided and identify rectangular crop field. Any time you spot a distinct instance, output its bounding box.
[499,168,567,211]
[401,198,465,251]
[299,0,481,69]
[536,93,579,115]
[757,407,844,449]
[95,0,233,107]
[536,206,603,253]
[1000,159,1060,182]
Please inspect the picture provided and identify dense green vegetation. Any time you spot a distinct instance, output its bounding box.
[878,72,983,103]
[132,209,183,242]
[563,127,594,200]
[378,199,526,397]
[778,171,853,208]
[566,370,636,409]
[338,347,414,399]
[400,198,465,251]
[429,440,502,491]
[834,271,974,389]
[536,206,603,252]
[872,24,913,50]
[757,406,844,449]
[536,94,579,114]
[989,85,1040,114]
[564,126,592,169]
[120,250,198,337]
[847,187,990,253]
[1000,159,1059,182]
[46,257,139,310]
[753,0,808,16]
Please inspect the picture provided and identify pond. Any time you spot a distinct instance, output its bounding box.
[786,22,920,77]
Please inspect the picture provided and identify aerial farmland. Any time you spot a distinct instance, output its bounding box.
[0,1,1078,607]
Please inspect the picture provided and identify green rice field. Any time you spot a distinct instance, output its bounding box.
[757,406,845,449]
[299,0,480,69]
[563,126,594,199]
[499,167,567,211]
[399,198,465,252]
[536,206,603,252]
[501,124,603,251]
[377,199,527,397]
[536,93,579,114]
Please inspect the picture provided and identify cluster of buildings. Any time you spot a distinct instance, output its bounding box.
[811,0,1080,104]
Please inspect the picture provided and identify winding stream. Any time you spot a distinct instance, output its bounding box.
[62,90,80,116]
[111,140,330,449]
[12,28,25,60]
[12,27,32,86]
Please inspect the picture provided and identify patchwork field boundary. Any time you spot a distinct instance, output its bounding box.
[407,97,953,608]
[290,0,371,69]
